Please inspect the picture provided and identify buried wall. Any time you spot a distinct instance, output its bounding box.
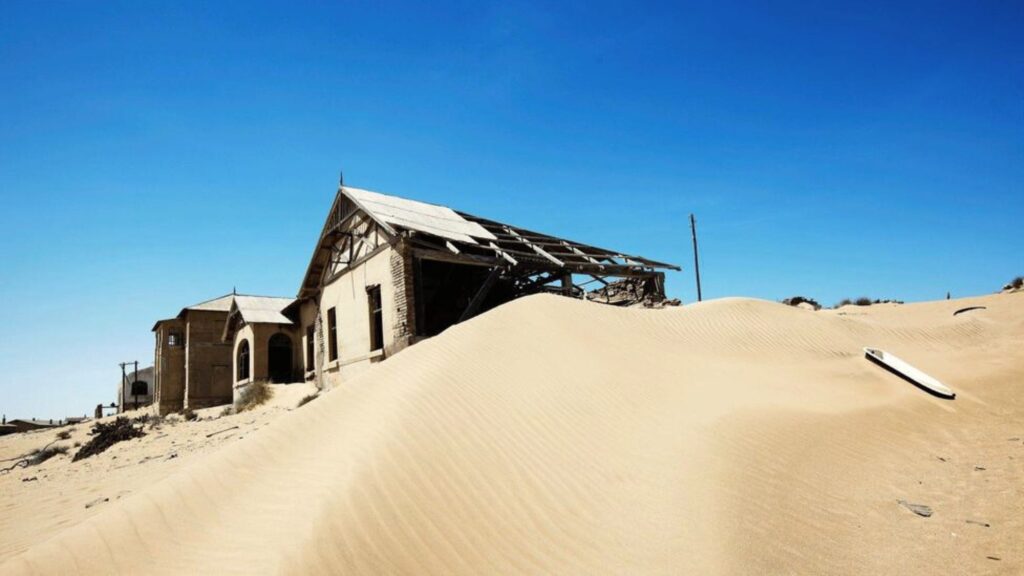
[311,243,415,390]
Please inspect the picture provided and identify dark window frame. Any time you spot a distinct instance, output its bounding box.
[367,285,384,352]
[237,339,250,381]
[327,308,338,361]
[306,325,315,371]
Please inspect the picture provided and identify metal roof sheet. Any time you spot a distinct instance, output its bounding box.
[232,295,295,325]
[185,294,235,312]
[345,186,496,244]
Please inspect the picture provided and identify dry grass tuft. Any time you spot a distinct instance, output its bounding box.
[235,380,273,413]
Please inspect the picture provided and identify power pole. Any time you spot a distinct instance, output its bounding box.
[133,361,139,410]
[690,214,703,302]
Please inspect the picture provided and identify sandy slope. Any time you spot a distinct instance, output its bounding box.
[0,383,317,564]
[2,292,1022,575]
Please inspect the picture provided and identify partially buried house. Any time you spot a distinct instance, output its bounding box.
[152,184,679,411]
[281,185,680,391]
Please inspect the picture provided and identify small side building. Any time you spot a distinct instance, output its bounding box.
[221,295,300,402]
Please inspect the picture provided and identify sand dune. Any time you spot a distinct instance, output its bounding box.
[2,292,1022,574]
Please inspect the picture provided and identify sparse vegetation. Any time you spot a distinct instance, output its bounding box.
[30,445,68,465]
[781,296,821,310]
[72,417,147,462]
[56,429,72,440]
[219,406,234,417]
[1,443,70,473]
[182,408,198,422]
[297,393,319,408]
[234,380,272,413]
[834,297,905,309]
[1004,276,1023,291]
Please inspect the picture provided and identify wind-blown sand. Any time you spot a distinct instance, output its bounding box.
[2,292,1021,574]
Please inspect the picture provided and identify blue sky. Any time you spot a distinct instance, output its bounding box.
[1,1,1021,419]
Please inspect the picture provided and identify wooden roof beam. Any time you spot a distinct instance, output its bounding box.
[503,226,565,267]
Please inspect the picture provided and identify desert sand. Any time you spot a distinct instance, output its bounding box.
[1,291,1021,575]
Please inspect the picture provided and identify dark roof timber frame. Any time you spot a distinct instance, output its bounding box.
[298,185,680,302]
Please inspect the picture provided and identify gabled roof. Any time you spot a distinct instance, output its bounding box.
[221,295,296,341]
[230,295,295,325]
[152,293,234,331]
[298,184,680,299]
[154,294,288,332]
[184,294,235,313]
[345,186,496,244]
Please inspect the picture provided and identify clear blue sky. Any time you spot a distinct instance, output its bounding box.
[1,1,1021,419]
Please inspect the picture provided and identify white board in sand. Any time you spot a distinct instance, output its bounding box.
[864,347,956,399]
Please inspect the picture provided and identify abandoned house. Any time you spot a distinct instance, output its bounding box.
[286,185,680,391]
[151,184,678,412]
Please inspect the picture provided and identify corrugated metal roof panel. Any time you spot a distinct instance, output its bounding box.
[345,186,496,243]
[233,295,295,325]
[186,294,235,312]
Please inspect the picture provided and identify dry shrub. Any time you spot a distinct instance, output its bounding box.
[235,380,272,413]
[1005,276,1023,291]
[30,445,68,465]
[219,406,234,417]
[182,408,198,421]
[72,417,146,462]
[56,430,72,440]
[781,296,821,310]
[296,393,319,408]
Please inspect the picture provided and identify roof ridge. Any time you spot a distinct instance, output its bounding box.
[342,185,453,211]
[185,293,235,309]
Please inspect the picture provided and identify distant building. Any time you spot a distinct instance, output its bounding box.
[117,366,155,413]
[6,418,63,433]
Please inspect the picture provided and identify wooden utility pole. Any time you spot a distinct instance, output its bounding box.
[690,214,703,302]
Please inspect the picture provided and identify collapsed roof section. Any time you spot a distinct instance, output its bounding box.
[298,185,680,306]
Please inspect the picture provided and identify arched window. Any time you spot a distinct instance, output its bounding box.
[237,339,250,382]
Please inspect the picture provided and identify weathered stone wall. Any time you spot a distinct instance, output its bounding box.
[388,240,416,354]
[183,310,233,410]
[315,246,399,389]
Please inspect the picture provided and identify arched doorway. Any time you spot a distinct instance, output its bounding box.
[268,333,293,383]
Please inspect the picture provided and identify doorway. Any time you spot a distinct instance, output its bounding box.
[268,333,293,383]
